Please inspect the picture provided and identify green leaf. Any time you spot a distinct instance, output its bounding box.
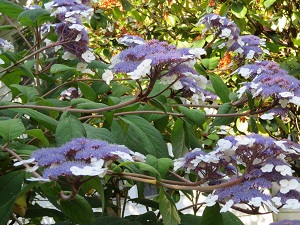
[148,98,167,113]
[209,74,230,103]
[201,204,223,225]
[81,177,105,214]
[55,112,86,145]
[60,194,95,224]
[10,84,39,102]
[0,0,24,18]
[264,0,276,8]
[121,0,132,11]
[212,103,235,126]
[0,171,25,225]
[134,162,161,180]
[25,129,49,147]
[78,82,97,101]
[274,117,289,134]
[223,211,244,225]
[0,119,25,141]
[201,57,220,70]
[159,189,181,225]
[170,119,188,158]
[231,2,247,19]
[50,64,75,73]
[92,216,141,225]
[180,214,202,225]
[18,8,53,26]
[179,106,205,129]
[83,124,116,143]
[157,158,173,179]
[112,116,169,158]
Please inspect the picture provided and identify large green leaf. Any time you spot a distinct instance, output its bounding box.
[92,216,141,225]
[231,2,247,19]
[55,112,86,145]
[209,74,230,103]
[170,119,188,158]
[112,116,169,158]
[201,57,220,70]
[180,214,202,225]
[10,84,39,102]
[25,129,49,147]
[201,204,223,225]
[0,119,25,141]
[18,8,54,26]
[78,82,97,101]
[179,106,205,129]
[50,64,75,74]
[83,124,116,143]
[60,194,95,224]
[134,162,161,180]
[212,103,235,126]
[223,211,245,225]
[159,189,181,225]
[0,171,25,225]
[0,0,24,18]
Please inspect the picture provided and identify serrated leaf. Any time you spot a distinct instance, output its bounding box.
[50,64,75,73]
[134,162,161,180]
[0,119,25,141]
[148,99,167,113]
[10,84,39,102]
[0,0,24,18]
[231,2,247,19]
[25,129,49,147]
[60,194,95,224]
[201,57,220,70]
[112,116,169,158]
[201,204,223,225]
[170,119,188,158]
[121,0,132,11]
[212,103,235,126]
[0,171,25,225]
[83,124,116,143]
[264,0,276,8]
[157,158,173,178]
[209,74,230,103]
[223,211,244,225]
[159,189,181,225]
[179,106,205,129]
[18,8,53,26]
[78,82,97,101]
[55,112,86,145]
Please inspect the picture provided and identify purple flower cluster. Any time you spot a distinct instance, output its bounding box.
[29,138,144,179]
[0,38,14,54]
[235,61,300,116]
[175,134,300,213]
[197,14,267,59]
[109,38,207,104]
[44,0,95,62]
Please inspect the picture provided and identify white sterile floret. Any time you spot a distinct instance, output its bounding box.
[220,28,231,38]
[234,47,244,54]
[246,50,255,59]
[190,92,205,104]
[237,85,247,98]
[264,200,279,213]
[130,151,146,162]
[65,17,77,23]
[118,36,146,46]
[75,34,82,42]
[173,80,183,90]
[279,99,289,108]
[239,68,252,79]
[0,58,5,65]
[280,179,299,194]
[51,6,67,17]
[160,75,177,85]
[204,194,218,206]
[55,45,62,52]
[275,165,294,176]
[44,1,54,10]
[235,136,256,147]
[216,139,232,152]
[70,166,107,177]
[14,158,35,166]
[261,164,274,173]
[26,177,51,182]
[220,199,234,213]
[249,197,263,207]
[188,48,206,58]
[282,199,300,209]
[272,197,282,206]
[69,24,84,31]
[82,50,96,63]
[173,158,185,171]
[62,51,77,60]
[289,96,300,106]
[76,62,88,72]
[111,151,134,162]
[25,165,39,172]
[259,113,275,120]
[102,69,114,85]
[127,59,152,80]
[252,87,263,98]
[279,92,294,98]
